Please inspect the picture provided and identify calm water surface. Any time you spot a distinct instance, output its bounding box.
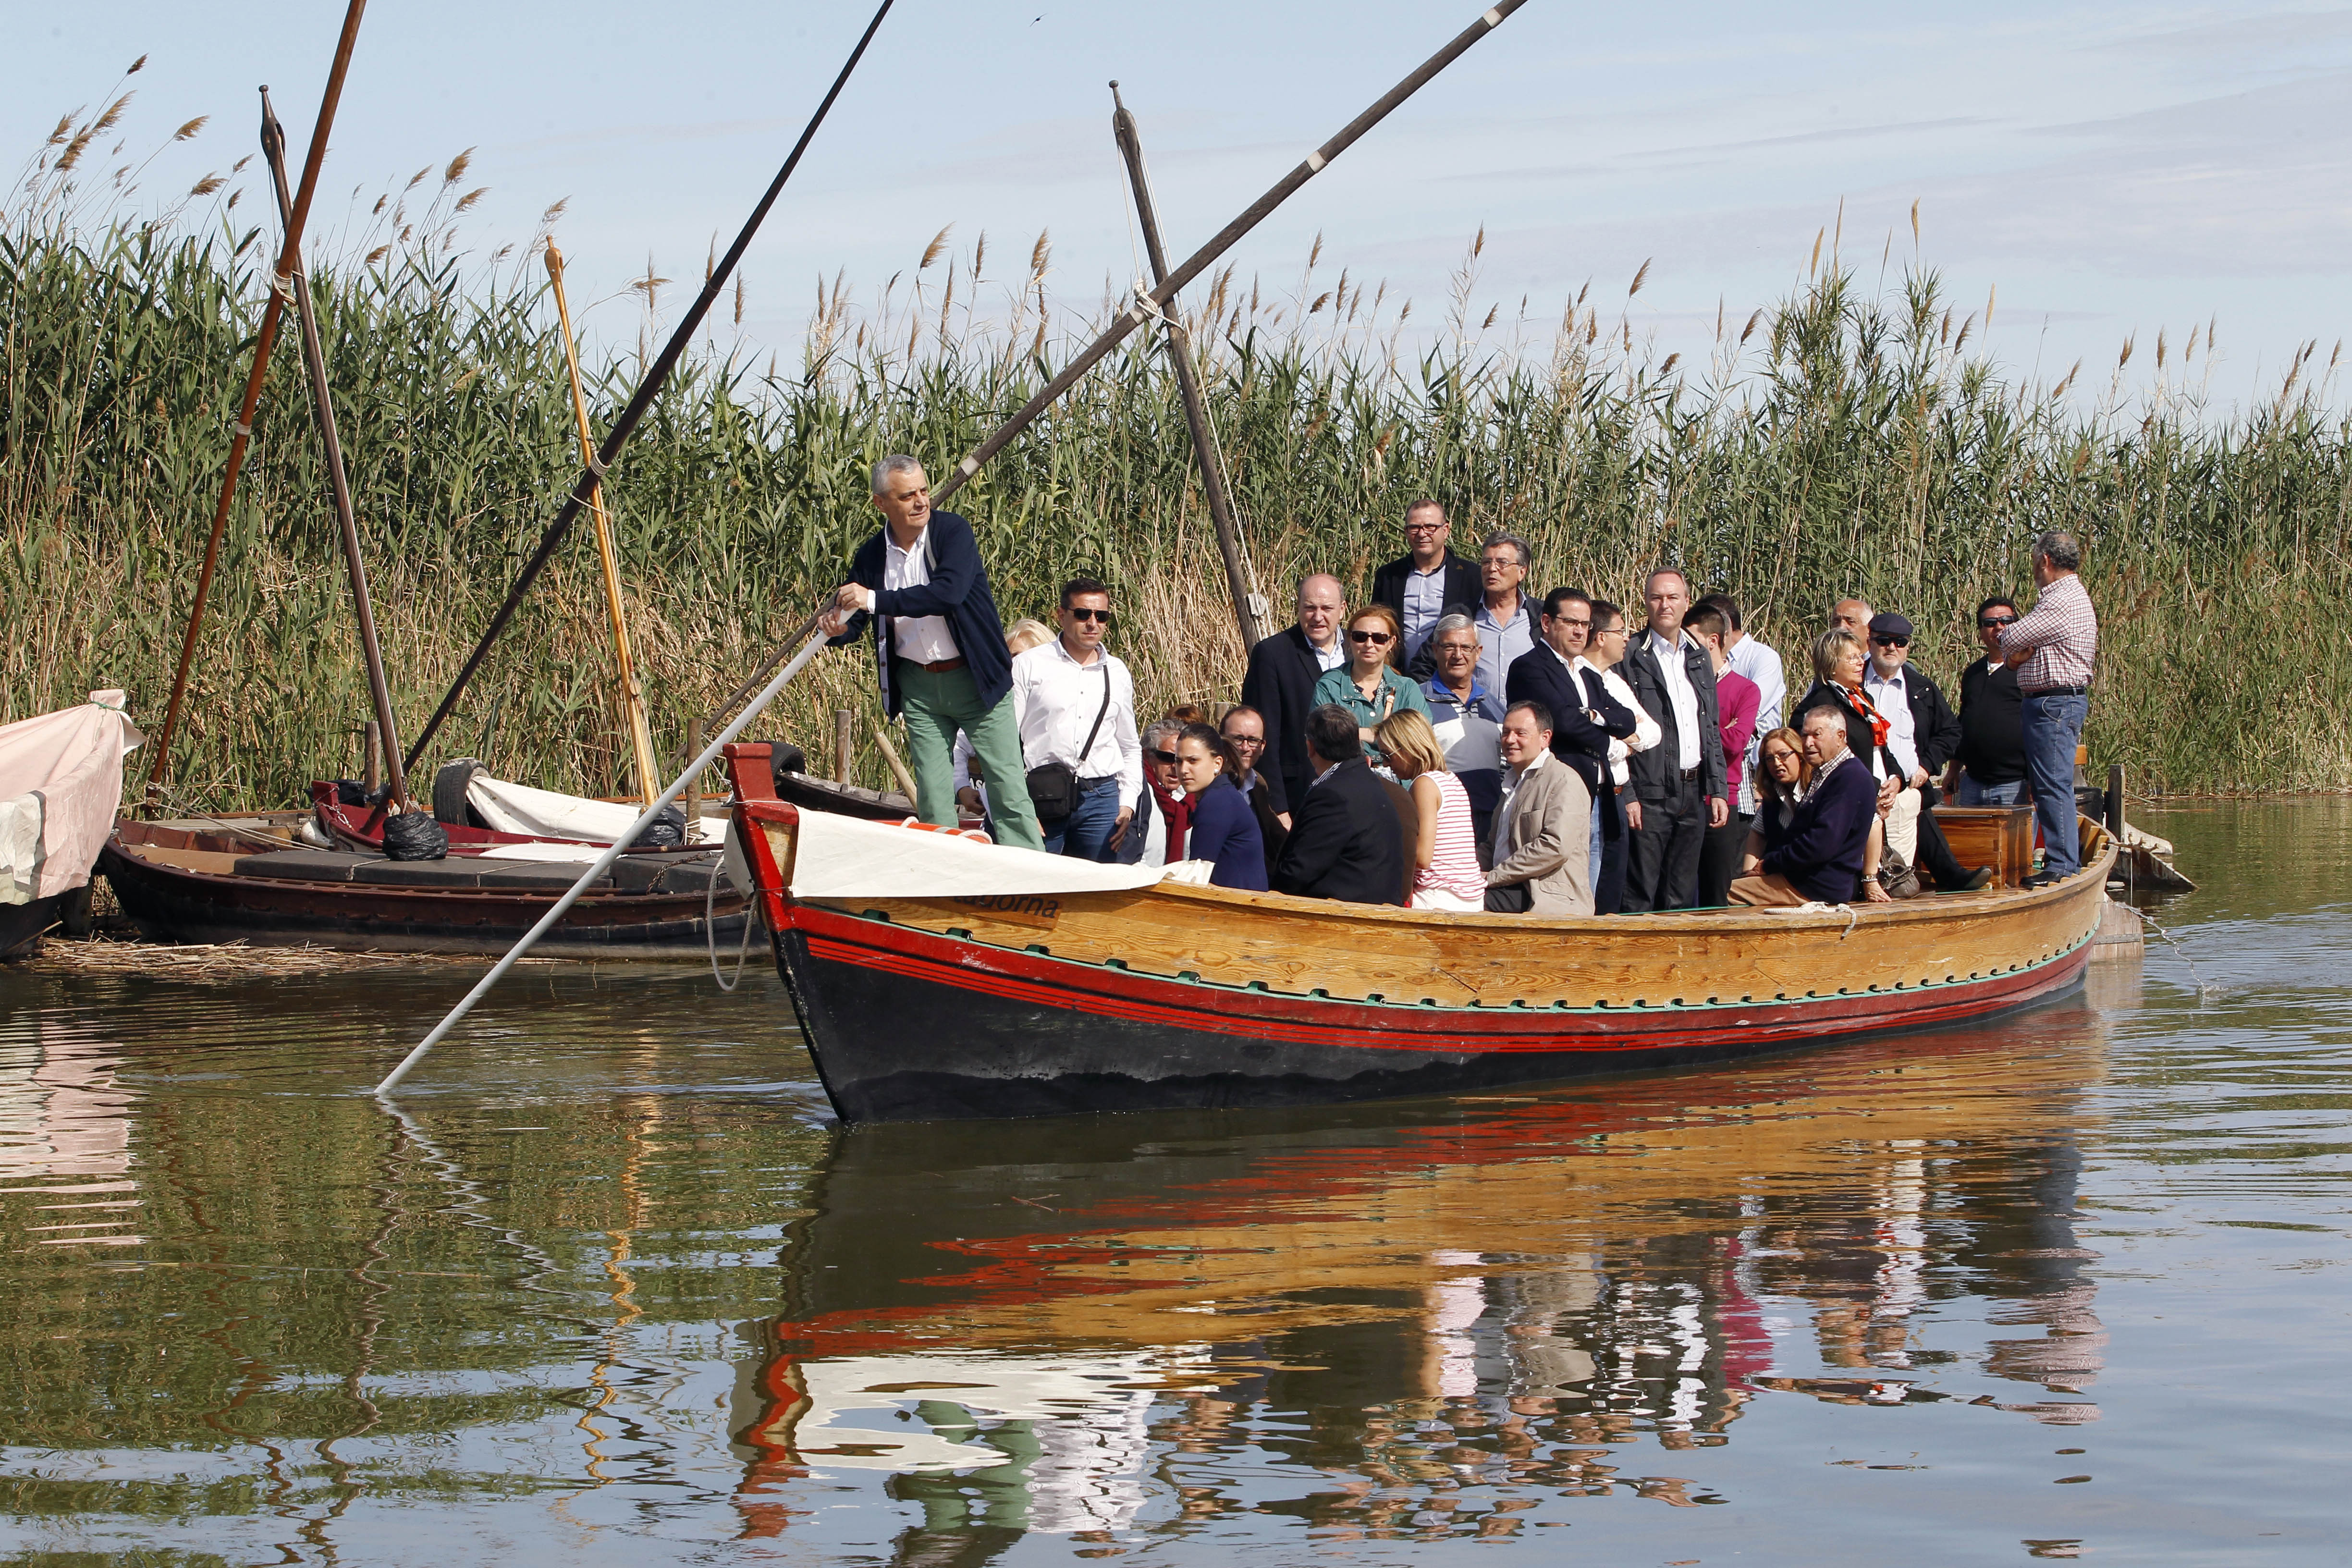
[1,802,2347,1566]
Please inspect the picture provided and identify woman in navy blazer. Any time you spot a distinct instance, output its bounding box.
[1171,723,1268,891]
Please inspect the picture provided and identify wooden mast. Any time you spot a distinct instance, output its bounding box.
[705,0,1525,725]
[146,0,368,797]
[1110,82,1265,649]
[545,243,662,809]
[259,87,409,809]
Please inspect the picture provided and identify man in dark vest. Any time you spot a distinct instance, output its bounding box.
[1618,566,1727,911]
[819,454,1044,850]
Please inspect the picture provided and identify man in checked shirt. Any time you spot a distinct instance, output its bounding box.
[1999,530,2099,886]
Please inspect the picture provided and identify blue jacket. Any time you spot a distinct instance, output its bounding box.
[1504,642,1630,800]
[1762,755,1876,903]
[827,510,1013,717]
[1186,777,1269,891]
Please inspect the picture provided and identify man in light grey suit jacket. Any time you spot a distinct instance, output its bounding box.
[1484,700,1594,916]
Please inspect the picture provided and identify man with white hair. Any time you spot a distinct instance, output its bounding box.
[819,454,1043,849]
[2000,529,2099,886]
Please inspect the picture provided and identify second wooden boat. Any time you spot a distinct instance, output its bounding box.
[722,743,2117,1123]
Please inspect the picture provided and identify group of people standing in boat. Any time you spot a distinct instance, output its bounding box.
[821,456,2100,912]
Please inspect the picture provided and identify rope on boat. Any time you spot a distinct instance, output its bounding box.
[2136,906,2223,1002]
[706,856,755,992]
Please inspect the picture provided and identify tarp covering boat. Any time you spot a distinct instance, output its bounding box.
[769,808,1167,900]
[0,691,141,906]
[464,772,733,849]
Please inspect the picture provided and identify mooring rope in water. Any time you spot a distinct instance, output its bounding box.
[2136,905,2223,1002]
[705,851,755,993]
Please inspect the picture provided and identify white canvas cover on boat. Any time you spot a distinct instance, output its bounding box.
[466,773,730,848]
[0,691,142,906]
[773,808,1167,899]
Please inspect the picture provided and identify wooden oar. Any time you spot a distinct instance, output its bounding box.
[705,0,1526,725]
[147,0,368,797]
[402,0,896,775]
[375,623,831,1096]
[547,241,662,809]
[259,86,410,808]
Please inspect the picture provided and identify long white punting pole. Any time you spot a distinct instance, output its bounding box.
[373,626,826,1096]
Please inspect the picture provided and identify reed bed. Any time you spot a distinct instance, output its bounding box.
[8,122,2352,802]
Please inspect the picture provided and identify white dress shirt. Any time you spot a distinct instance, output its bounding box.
[880,526,959,664]
[1474,599,1535,701]
[1310,634,1345,674]
[1010,637,1144,808]
[1646,629,1703,770]
[1495,746,1551,841]
[1725,634,1786,814]
[1863,663,1920,778]
[1579,657,1661,786]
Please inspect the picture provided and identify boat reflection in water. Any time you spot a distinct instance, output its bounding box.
[730,982,2119,1554]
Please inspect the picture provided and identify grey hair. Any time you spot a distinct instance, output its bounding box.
[1141,718,1183,749]
[1429,611,1478,642]
[2034,529,2082,571]
[1644,565,1689,594]
[1482,531,1532,570]
[870,453,924,496]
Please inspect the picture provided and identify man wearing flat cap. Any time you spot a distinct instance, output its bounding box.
[1862,611,1962,874]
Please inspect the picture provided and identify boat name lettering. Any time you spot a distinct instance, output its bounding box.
[961,895,1061,919]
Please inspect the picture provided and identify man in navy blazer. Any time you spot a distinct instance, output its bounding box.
[1618,568,1728,911]
[1272,705,1408,906]
[1732,706,1876,905]
[1505,587,1634,802]
[1371,500,1481,671]
[820,455,1044,849]
[1239,574,1348,820]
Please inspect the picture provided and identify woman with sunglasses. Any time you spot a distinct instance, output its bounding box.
[1311,604,1430,761]
[1170,723,1268,891]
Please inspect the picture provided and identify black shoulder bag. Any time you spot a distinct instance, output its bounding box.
[1026,666,1113,819]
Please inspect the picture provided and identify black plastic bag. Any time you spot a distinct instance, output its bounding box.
[333,779,392,808]
[382,811,450,861]
[630,804,687,849]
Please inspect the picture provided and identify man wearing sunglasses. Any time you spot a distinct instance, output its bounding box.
[1951,596,2028,807]
[1862,612,1962,876]
[1010,579,1142,861]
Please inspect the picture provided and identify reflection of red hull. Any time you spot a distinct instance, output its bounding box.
[723,744,2114,1123]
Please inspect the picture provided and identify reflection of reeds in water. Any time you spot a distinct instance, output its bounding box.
[11,108,2349,803]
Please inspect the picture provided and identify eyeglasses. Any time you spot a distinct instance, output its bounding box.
[1405,522,1445,534]
[1224,734,1265,749]
[1592,625,1625,638]
[1066,606,1114,625]
[1871,634,1909,648]
[1553,617,1592,630]
[1147,748,1178,765]
[1348,629,1394,645]
[1978,615,2017,629]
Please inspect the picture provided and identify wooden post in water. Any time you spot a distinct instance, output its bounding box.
[546,242,661,810]
[147,0,368,797]
[871,722,920,807]
[682,717,703,843]
[2106,763,2126,838]
[835,710,855,786]
[259,87,409,809]
[362,720,381,794]
[1109,82,1266,649]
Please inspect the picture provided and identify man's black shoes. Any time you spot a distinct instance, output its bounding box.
[1946,866,1997,892]
[2019,870,2066,890]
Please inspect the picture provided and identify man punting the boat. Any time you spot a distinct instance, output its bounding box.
[819,455,1045,850]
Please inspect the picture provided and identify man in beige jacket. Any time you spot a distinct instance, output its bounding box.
[1483,700,1594,915]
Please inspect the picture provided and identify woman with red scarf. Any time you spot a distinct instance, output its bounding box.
[1796,627,1993,895]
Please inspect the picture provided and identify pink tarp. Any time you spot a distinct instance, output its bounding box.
[0,691,142,906]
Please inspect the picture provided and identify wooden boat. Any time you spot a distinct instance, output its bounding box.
[101,807,747,959]
[722,742,2119,1122]
[2,692,142,959]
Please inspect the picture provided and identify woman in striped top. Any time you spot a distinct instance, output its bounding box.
[1376,710,1485,913]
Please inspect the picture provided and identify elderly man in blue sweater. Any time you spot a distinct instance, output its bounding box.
[818,455,1044,850]
[1730,705,1877,906]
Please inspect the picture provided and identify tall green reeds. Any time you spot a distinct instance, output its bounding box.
[8,174,2350,801]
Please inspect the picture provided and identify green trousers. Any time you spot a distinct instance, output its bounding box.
[894,661,1044,852]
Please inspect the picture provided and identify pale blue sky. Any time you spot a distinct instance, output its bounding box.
[11,1,2351,413]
